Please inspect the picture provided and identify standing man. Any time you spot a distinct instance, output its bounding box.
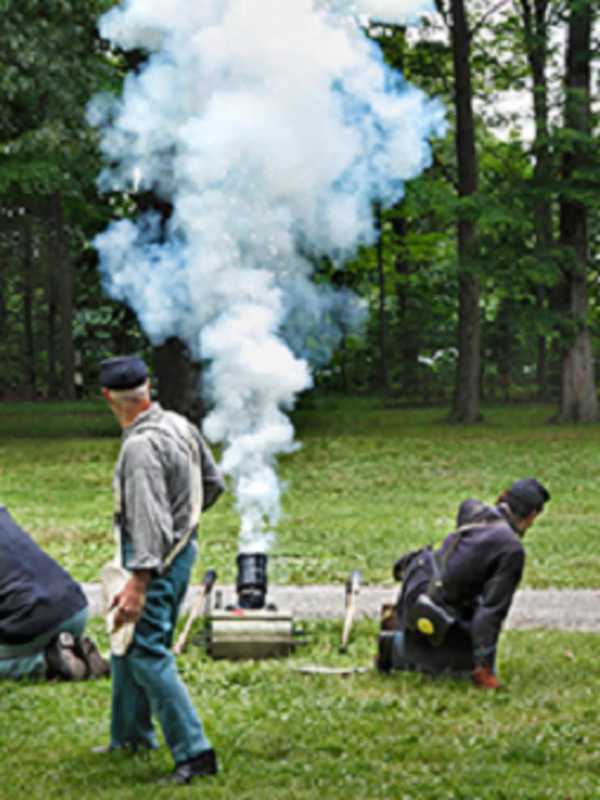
[99,354,225,784]
[379,478,550,689]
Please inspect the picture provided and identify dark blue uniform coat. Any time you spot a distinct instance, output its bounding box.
[396,505,524,674]
[0,507,87,644]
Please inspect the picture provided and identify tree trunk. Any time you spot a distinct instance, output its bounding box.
[394,214,421,400]
[0,251,6,342]
[490,299,515,403]
[535,286,547,398]
[46,196,59,398]
[337,333,349,392]
[22,211,37,400]
[556,0,597,422]
[152,337,204,423]
[519,0,553,400]
[449,0,481,422]
[111,305,142,354]
[376,25,420,400]
[375,203,391,394]
[52,193,75,400]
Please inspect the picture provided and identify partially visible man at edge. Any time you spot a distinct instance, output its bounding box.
[380,478,550,689]
[0,505,108,681]
[98,354,225,785]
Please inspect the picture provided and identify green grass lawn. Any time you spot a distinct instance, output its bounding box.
[0,395,599,587]
[1,398,599,799]
[1,620,599,800]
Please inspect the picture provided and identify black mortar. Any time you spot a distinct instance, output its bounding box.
[236,552,268,609]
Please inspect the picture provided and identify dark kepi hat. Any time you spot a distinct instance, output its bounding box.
[506,478,550,517]
[100,355,148,390]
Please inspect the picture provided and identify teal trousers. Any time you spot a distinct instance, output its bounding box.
[110,538,212,764]
[0,606,88,680]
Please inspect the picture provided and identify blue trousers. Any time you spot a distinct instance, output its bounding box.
[0,607,89,680]
[110,539,211,764]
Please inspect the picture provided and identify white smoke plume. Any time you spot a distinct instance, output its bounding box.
[90,0,444,552]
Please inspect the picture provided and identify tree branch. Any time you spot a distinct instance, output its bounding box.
[433,0,451,28]
[432,150,458,192]
[518,0,533,37]
[470,0,512,40]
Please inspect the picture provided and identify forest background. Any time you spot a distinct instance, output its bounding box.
[0,0,599,423]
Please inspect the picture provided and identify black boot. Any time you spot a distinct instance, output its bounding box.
[375,631,395,673]
[45,632,88,681]
[170,749,218,784]
[75,636,110,679]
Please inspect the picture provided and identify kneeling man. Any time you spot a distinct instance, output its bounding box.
[379,478,550,689]
[0,505,107,680]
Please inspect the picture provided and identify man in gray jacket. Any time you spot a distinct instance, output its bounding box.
[99,355,225,785]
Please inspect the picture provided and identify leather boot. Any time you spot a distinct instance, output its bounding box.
[75,636,110,679]
[169,748,218,784]
[45,632,88,681]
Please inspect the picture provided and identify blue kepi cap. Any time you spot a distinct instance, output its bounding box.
[100,355,148,390]
[506,478,550,516]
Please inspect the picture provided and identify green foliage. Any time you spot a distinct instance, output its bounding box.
[0,0,118,195]
[0,0,147,401]
[0,0,599,407]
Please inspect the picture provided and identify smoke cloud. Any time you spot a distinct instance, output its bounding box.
[90,0,444,551]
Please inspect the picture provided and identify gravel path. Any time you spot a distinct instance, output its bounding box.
[82,583,600,632]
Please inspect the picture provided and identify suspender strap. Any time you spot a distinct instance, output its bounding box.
[431,522,504,597]
[119,419,203,574]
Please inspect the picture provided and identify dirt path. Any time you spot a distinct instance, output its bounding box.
[83,583,600,632]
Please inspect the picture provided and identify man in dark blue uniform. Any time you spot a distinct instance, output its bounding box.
[0,505,106,680]
[379,478,550,689]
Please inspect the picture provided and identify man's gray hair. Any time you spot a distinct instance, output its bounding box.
[107,380,151,406]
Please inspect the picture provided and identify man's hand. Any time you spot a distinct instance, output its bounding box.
[110,571,151,631]
[472,666,501,690]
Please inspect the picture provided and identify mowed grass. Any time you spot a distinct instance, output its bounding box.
[0,620,599,800]
[1,399,599,799]
[0,395,599,587]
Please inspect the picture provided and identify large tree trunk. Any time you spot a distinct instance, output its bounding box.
[519,0,554,401]
[556,0,597,422]
[152,337,204,423]
[449,0,481,422]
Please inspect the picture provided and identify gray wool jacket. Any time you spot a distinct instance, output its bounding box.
[113,403,225,572]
